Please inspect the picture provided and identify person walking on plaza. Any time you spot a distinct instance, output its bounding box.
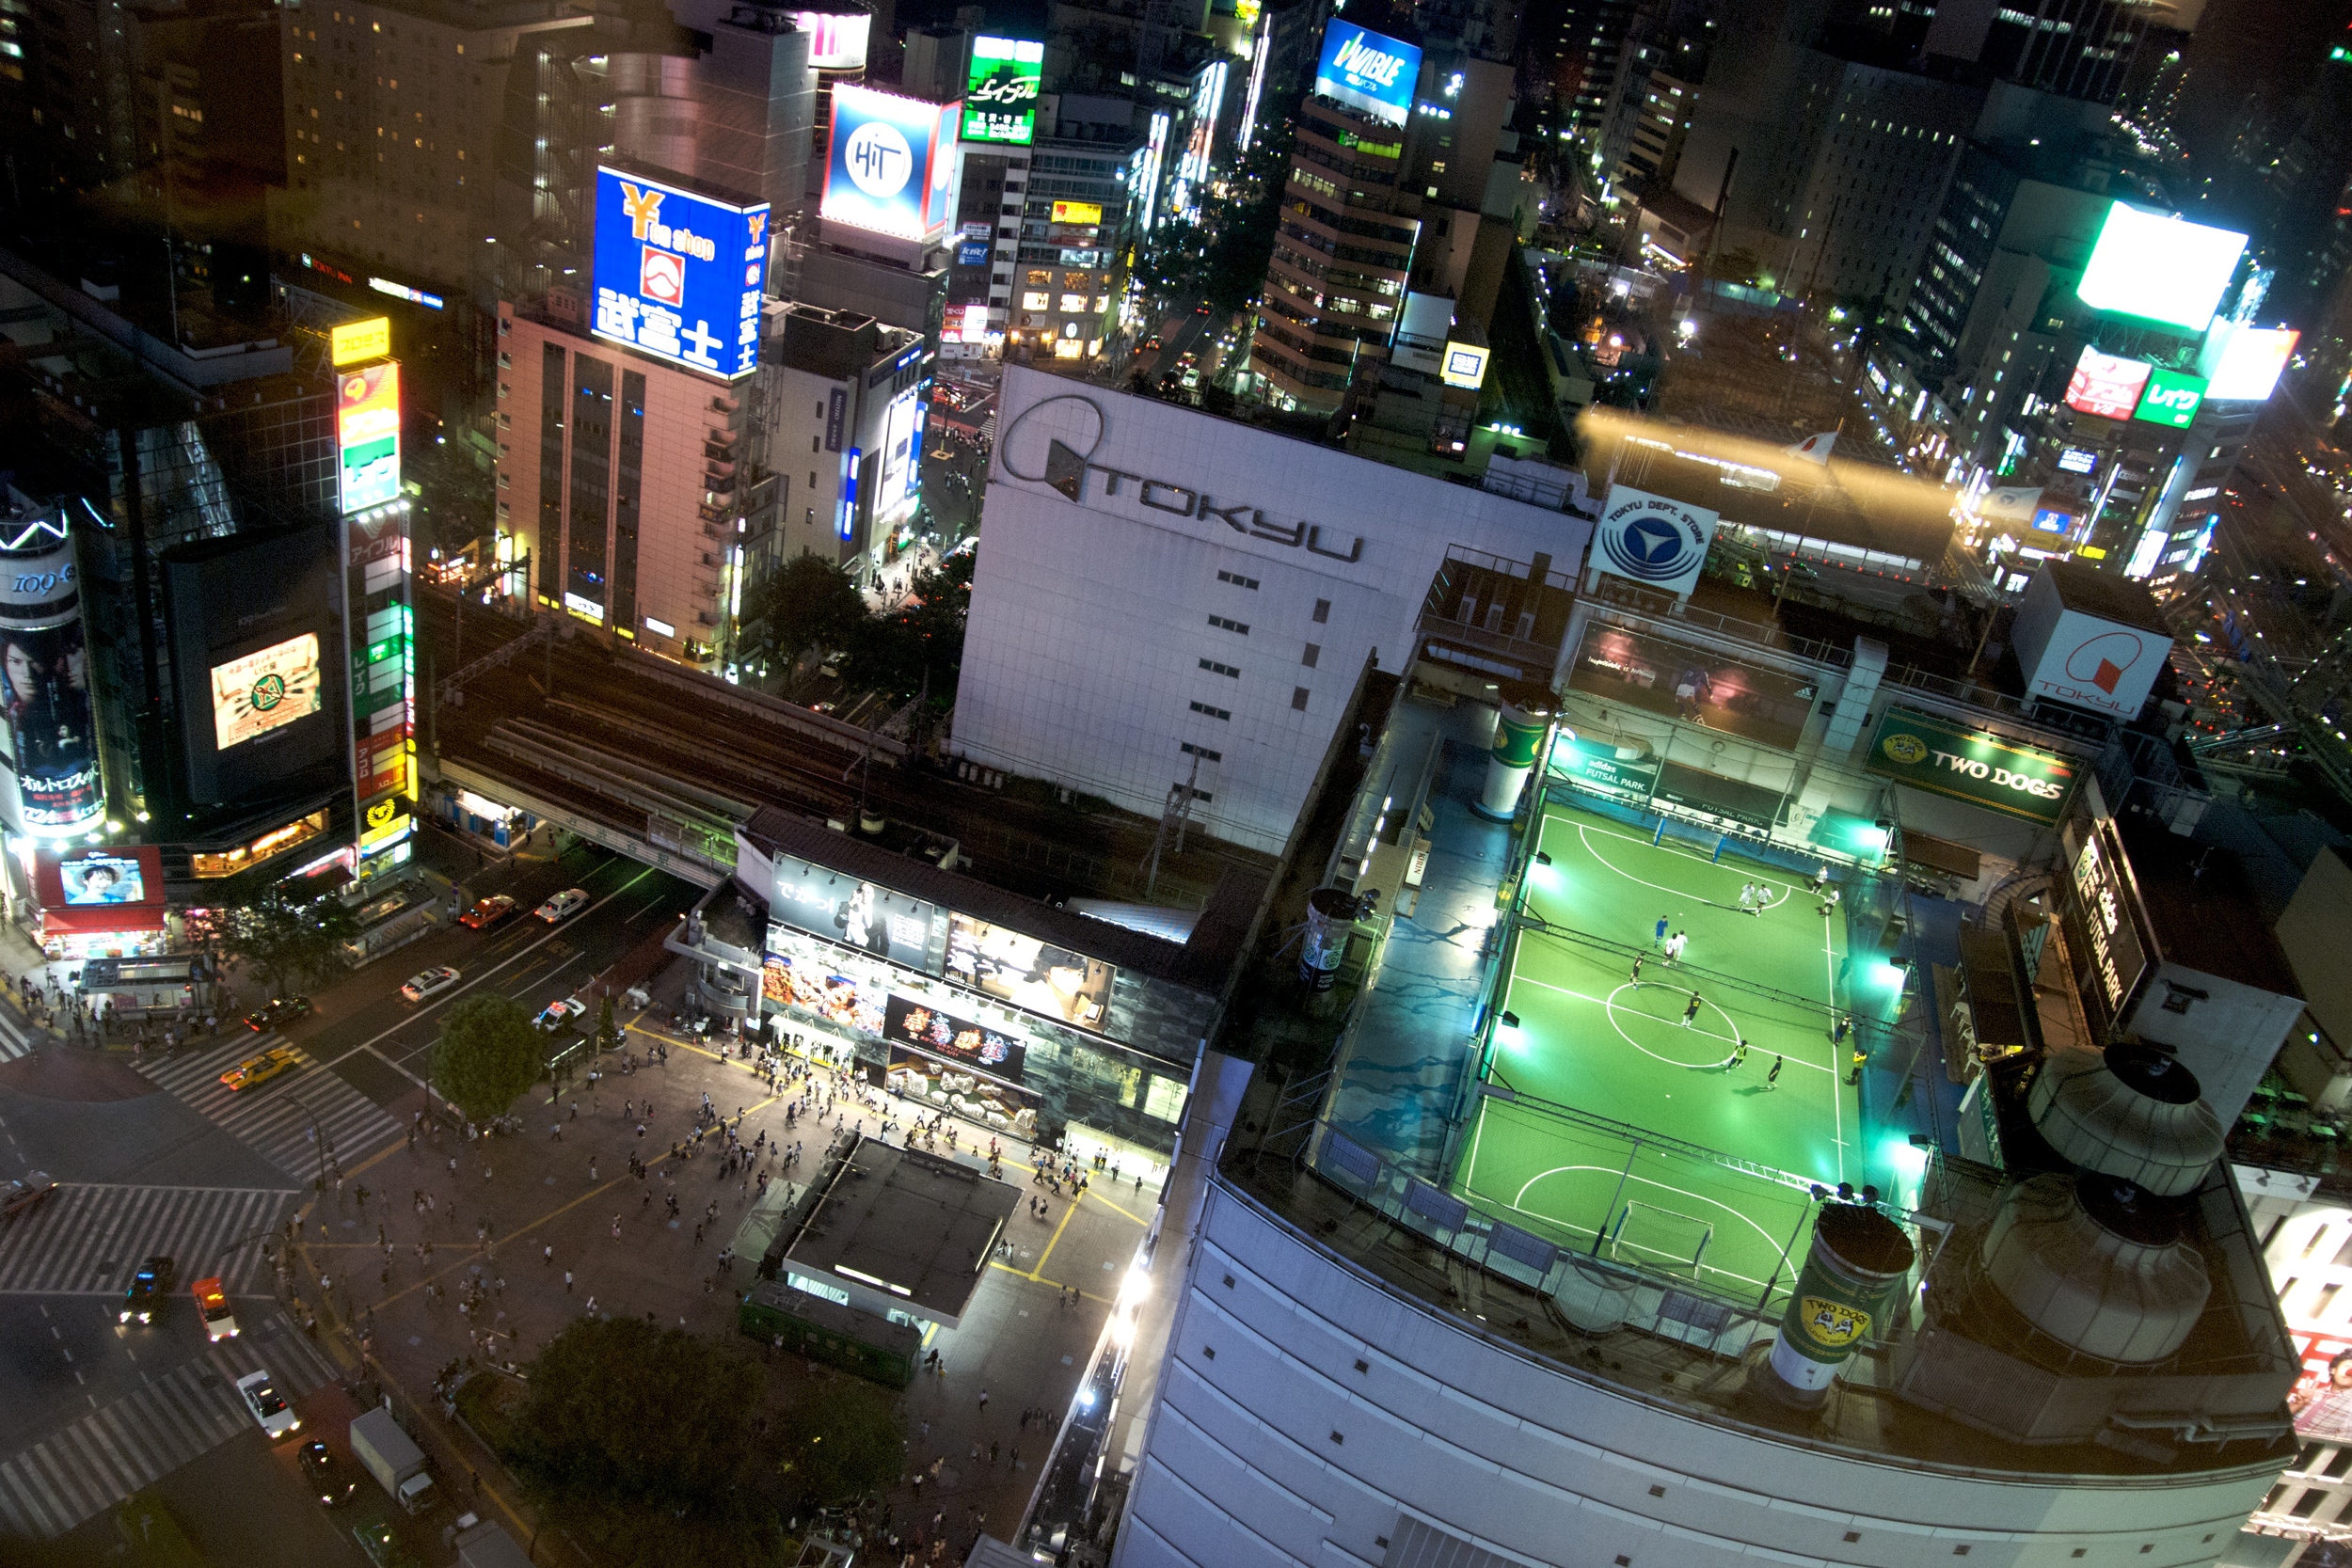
[1680,991,1703,1028]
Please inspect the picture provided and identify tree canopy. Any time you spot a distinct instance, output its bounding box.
[430,993,543,1124]
[216,882,359,998]
[513,1317,779,1568]
[836,550,974,705]
[773,1377,905,1511]
[744,552,866,669]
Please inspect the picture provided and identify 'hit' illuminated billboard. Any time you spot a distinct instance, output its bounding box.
[963,37,1042,145]
[1312,21,1420,128]
[591,166,771,382]
[2076,202,2248,332]
[338,362,401,513]
[824,86,959,241]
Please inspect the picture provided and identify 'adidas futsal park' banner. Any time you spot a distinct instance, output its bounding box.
[1548,732,1661,803]
[1865,707,2077,825]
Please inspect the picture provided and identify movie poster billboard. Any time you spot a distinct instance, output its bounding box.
[945,913,1114,1032]
[1566,623,1820,750]
[766,861,937,966]
[884,992,1026,1081]
[0,618,103,835]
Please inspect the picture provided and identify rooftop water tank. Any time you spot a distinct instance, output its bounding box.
[1979,1171,2211,1365]
[2027,1044,2224,1197]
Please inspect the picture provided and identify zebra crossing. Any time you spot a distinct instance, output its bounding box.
[0,1006,43,1065]
[0,1184,294,1296]
[135,1035,402,1182]
[0,1314,344,1539]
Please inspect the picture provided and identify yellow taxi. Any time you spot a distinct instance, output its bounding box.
[219,1046,300,1093]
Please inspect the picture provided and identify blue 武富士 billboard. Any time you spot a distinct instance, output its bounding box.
[1311,21,1421,128]
[591,166,771,382]
[822,85,958,242]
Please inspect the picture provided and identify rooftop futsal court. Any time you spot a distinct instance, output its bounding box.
[1458,798,1895,1308]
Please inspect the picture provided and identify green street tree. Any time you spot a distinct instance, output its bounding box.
[774,1378,905,1511]
[513,1317,780,1568]
[215,882,360,998]
[596,993,621,1053]
[430,993,544,1124]
[743,552,866,668]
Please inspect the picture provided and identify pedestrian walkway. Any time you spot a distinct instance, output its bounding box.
[0,1183,294,1295]
[0,1311,341,1539]
[135,1036,402,1183]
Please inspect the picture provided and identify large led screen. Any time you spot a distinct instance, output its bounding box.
[2063,347,2153,421]
[1311,21,1419,127]
[211,634,324,752]
[591,166,771,381]
[1565,623,1820,750]
[885,992,1025,1080]
[945,912,1115,1033]
[60,852,146,905]
[2204,325,2299,402]
[962,36,1042,145]
[822,86,957,242]
[2075,202,2248,331]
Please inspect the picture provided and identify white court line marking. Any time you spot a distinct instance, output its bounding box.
[1509,974,1836,1074]
[1501,1161,1788,1289]
[1824,910,1846,1184]
[1464,1096,1488,1197]
[1566,814,1802,896]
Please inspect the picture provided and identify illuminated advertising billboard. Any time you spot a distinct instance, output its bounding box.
[0,619,103,834]
[945,911,1115,1033]
[330,317,390,367]
[2203,325,2299,402]
[766,855,937,965]
[592,166,771,382]
[1312,20,1420,128]
[2063,347,2152,421]
[1440,341,1490,389]
[212,634,324,751]
[822,86,959,242]
[885,992,1025,1081]
[962,36,1042,145]
[2076,202,2248,331]
[337,362,401,513]
[790,8,870,69]
[2131,367,2208,429]
[1049,200,1103,229]
[59,852,146,906]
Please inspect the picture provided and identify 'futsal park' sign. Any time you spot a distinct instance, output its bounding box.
[1865,708,2077,825]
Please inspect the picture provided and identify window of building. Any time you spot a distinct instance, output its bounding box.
[1312,598,1330,623]
[1189,701,1231,721]
[1302,643,1319,668]
[1180,742,1221,761]
[1208,614,1248,634]
[1293,687,1311,711]
[1022,291,1051,309]
[1200,658,1240,678]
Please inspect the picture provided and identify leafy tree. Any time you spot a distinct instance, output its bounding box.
[774,1378,905,1511]
[513,1317,780,1568]
[836,550,974,705]
[596,993,621,1053]
[431,993,544,1124]
[743,552,866,667]
[216,881,360,998]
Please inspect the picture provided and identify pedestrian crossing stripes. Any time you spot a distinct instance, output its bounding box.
[0,1184,294,1296]
[135,1035,402,1182]
[0,1313,343,1539]
[0,1006,42,1065]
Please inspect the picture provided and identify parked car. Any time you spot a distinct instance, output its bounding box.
[457,895,516,929]
[244,996,312,1032]
[399,966,462,1005]
[534,888,588,923]
[119,1256,175,1324]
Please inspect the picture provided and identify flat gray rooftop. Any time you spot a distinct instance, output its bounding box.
[786,1136,1021,1324]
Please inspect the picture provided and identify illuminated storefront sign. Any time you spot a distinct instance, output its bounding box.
[962,36,1042,145]
[592,167,771,381]
[2070,830,2146,1017]
[1865,707,2077,825]
[338,362,402,513]
[822,86,959,243]
[330,317,391,367]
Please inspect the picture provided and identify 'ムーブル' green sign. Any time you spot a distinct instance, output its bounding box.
[1864,707,2077,824]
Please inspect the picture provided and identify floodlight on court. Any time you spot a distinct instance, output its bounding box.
[1500,1011,1521,1029]
[1534,851,1552,865]
[1873,960,1910,990]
